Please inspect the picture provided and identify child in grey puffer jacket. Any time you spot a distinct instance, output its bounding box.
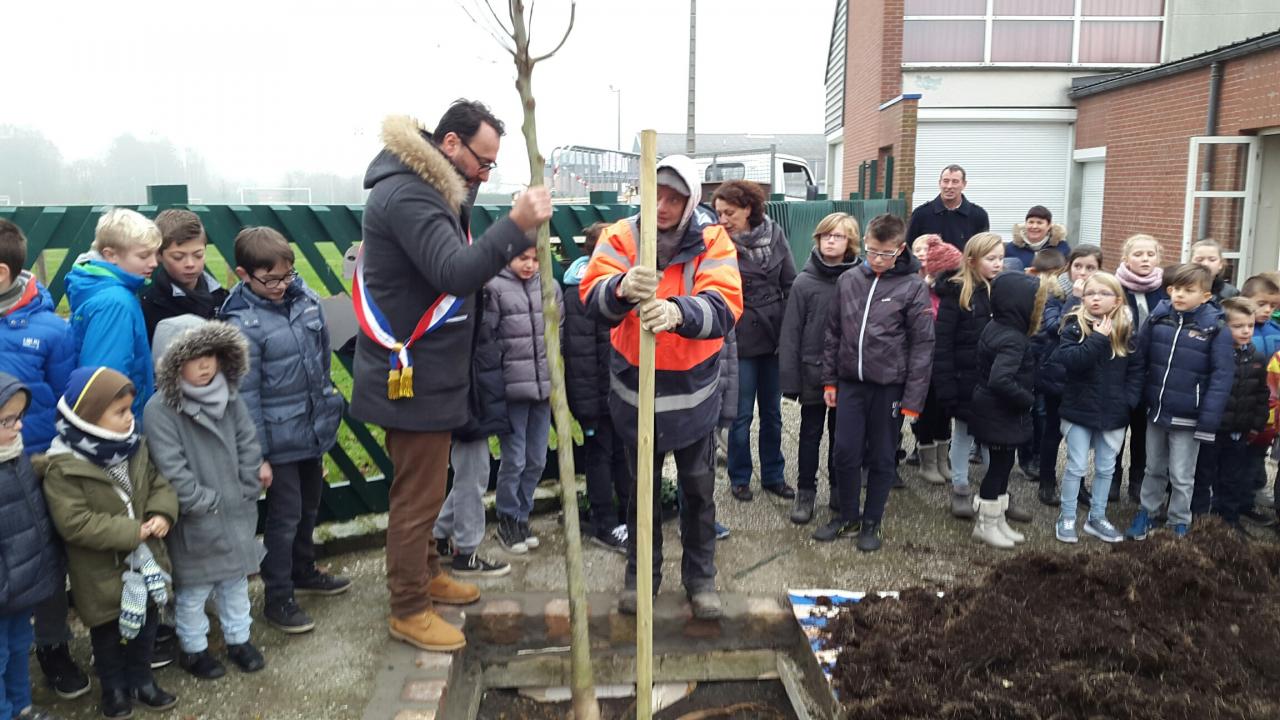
[487,247,562,554]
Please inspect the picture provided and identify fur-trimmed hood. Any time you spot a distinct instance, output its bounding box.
[152,316,249,409]
[1010,222,1067,249]
[364,115,468,213]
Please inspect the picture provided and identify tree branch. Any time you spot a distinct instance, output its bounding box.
[531,0,575,64]
[458,0,517,55]
[527,0,536,44]
[482,0,515,39]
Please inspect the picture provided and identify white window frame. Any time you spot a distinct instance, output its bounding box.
[1181,136,1262,278]
[902,0,1164,68]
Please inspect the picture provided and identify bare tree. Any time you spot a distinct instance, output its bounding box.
[460,3,599,719]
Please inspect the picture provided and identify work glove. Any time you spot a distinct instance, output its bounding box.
[638,298,682,333]
[616,265,660,304]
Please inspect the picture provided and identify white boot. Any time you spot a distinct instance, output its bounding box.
[973,498,1015,549]
[997,494,1027,544]
[918,443,946,485]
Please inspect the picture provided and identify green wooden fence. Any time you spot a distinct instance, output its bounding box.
[0,187,905,523]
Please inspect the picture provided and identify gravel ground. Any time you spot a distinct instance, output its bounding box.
[30,400,1278,718]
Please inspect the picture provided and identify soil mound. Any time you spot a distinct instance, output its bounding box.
[823,521,1280,719]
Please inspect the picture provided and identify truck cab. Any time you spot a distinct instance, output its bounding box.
[695,150,817,201]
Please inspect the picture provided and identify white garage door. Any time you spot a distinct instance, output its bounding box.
[1078,160,1106,247]
[913,121,1072,241]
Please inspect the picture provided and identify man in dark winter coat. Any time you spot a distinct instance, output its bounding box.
[906,164,990,251]
[352,101,552,652]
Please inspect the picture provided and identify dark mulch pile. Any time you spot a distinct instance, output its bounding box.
[823,520,1280,719]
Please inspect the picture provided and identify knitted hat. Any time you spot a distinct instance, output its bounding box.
[1026,205,1052,223]
[61,367,134,425]
[925,236,962,275]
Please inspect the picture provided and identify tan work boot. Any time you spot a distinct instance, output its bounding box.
[428,572,480,605]
[389,610,466,651]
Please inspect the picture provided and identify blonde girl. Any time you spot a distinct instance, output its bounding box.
[1112,234,1168,501]
[1048,272,1141,543]
[934,233,1009,519]
[778,212,859,523]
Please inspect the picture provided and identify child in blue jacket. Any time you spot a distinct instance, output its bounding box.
[0,219,90,700]
[1126,263,1235,540]
[0,372,63,720]
[66,209,160,422]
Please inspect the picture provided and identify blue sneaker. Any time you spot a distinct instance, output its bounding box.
[715,522,730,540]
[1084,517,1124,543]
[1125,509,1153,541]
[1171,523,1189,538]
[1055,516,1078,544]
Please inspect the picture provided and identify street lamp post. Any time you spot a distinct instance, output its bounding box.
[609,85,622,151]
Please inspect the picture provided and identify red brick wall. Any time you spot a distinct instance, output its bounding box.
[841,0,908,199]
[1075,45,1280,266]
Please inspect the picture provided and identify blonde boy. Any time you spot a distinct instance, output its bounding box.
[65,209,161,420]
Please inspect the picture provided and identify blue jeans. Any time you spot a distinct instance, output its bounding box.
[496,401,552,521]
[728,355,785,489]
[436,438,491,555]
[1059,420,1124,521]
[949,418,988,489]
[0,610,34,719]
[175,576,253,654]
[1140,423,1201,527]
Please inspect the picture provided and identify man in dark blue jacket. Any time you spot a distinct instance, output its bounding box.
[906,165,990,251]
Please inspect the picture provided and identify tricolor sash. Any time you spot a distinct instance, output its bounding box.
[351,244,465,400]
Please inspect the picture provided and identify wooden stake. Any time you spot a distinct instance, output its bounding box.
[635,129,658,719]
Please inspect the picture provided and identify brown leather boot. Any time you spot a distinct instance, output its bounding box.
[389,610,466,651]
[428,572,480,605]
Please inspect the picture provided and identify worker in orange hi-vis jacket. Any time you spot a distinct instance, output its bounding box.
[580,154,743,622]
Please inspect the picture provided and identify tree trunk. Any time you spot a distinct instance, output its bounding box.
[508,3,600,719]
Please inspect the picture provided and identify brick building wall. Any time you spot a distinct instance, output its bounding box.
[841,0,911,201]
[1075,45,1280,265]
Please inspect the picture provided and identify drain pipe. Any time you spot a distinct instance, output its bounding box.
[1196,61,1224,240]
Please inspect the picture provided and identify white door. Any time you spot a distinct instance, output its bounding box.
[1078,160,1106,247]
[913,121,1073,240]
[1182,136,1262,279]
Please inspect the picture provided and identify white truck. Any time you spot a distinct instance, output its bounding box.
[694,148,818,201]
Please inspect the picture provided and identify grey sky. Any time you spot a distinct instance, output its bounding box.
[6,0,832,192]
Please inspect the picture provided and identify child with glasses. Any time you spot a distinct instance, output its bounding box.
[1047,272,1142,544]
[0,372,64,720]
[779,212,860,524]
[219,227,348,636]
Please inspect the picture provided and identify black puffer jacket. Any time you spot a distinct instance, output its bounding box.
[1219,344,1269,435]
[1050,313,1145,431]
[932,269,993,421]
[970,272,1041,448]
[779,248,858,405]
[732,217,796,358]
[455,286,511,442]
[562,257,609,422]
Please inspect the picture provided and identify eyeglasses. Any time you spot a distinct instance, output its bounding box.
[460,138,498,172]
[1082,290,1117,298]
[865,247,902,260]
[0,413,22,429]
[250,270,298,289]
[819,233,849,242]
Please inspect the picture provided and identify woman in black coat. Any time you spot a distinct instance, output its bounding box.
[713,181,797,503]
[969,272,1047,549]
[779,213,859,523]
